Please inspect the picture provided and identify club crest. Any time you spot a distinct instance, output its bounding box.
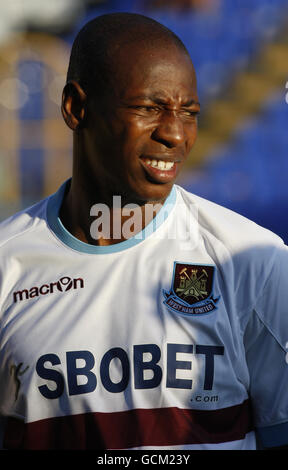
[163,263,220,315]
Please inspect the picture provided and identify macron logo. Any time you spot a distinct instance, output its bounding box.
[13,276,84,303]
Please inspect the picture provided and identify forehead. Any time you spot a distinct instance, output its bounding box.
[109,41,197,101]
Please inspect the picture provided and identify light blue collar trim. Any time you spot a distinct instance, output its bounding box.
[47,180,176,254]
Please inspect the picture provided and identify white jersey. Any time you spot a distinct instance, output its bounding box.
[0,180,288,450]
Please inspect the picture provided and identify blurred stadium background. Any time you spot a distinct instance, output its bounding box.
[0,0,288,241]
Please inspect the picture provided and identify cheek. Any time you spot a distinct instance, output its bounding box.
[186,123,198,150]
[121,124,151,159]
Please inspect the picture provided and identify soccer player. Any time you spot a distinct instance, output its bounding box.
[0,12,288,450]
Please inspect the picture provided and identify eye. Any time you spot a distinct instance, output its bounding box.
[181,109,200,118]
[136,105,161,113]
[128,105,161,114]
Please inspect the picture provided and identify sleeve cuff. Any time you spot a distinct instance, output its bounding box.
[257,421,288,448]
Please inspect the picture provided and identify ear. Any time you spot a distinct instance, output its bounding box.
[61,80,87,131]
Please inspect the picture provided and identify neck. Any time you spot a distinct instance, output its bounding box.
[59,177,165,246]
[60,136,169,246]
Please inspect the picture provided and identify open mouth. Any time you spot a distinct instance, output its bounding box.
[142,158,175,171]
[140,156,179,183]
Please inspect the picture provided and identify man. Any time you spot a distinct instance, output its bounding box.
[0,12,288,450]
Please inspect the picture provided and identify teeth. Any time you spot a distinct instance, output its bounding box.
[165,161,174,170]
[144,158,175,170]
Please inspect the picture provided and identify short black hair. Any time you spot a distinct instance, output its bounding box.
[66,12,189,95]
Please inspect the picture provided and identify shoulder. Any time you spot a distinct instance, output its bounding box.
[175,185,284,252]
[0,197,50,251]
[174,185,286,313]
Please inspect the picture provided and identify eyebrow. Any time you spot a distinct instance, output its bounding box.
[127,95,201,107]
[182,98,201,107]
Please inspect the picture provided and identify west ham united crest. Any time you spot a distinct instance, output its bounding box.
[163,262,220,315]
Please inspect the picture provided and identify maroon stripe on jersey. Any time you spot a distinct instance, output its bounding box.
[4,400,253,449]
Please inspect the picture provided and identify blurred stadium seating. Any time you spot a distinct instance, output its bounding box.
[0,0,287,242]
[181,92,288,241]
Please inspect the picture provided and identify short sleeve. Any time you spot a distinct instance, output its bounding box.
[243,244,288,448]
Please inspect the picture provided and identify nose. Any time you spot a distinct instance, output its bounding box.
[152,110,185,149]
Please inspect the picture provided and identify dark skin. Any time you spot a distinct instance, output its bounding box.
[60,36,288,450]
[60,40,200,245]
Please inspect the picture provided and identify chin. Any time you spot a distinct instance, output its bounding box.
[133,181,174,204]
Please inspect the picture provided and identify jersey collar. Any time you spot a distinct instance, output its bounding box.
[47,179,176,254]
